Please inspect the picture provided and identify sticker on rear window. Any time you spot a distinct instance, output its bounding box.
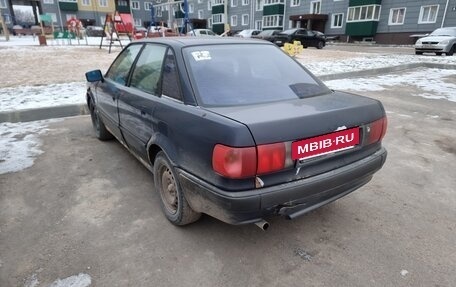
[191,51,211,61]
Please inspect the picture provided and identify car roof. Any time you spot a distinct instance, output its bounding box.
[132,37,270,48]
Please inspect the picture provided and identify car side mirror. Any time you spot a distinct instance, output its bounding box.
[85,69,104,82]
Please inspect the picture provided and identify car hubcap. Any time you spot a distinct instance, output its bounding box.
[161,167,178,214]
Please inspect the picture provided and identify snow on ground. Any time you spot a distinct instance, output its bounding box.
[325,68,456,102]
[0,82,86,112]
[303,54,456,76]
[48,273,92,287]
[0,119,60,174]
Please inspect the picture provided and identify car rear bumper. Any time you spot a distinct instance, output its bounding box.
[178,147,387,225]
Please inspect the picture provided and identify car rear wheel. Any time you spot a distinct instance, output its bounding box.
[415,51,423,55]
[154,151,201,226]
[316,41,324,49]
[447,45,455,56]
[436,52,442,56]
[89,99,113,141]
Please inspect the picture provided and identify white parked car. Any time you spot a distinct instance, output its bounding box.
[187,29,218,37]
[414,27,456,56]
[234,29,261,38]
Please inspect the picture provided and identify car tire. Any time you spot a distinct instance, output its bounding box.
[447,45,455,56]
[154,151,201,226]
[316,41,324,49]
[88,98,113,141]
[436,52,442,56]
[415,51,423,55]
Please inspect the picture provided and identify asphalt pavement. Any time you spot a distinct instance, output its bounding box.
[1,75,455,286]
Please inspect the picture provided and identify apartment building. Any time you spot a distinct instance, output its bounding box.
[1,0,455,44]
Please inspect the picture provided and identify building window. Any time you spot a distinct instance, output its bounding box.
[198,10,204,19]
[242,0,249,5]
[198,0,202,3]
[256,0,263,11]
[208,17,213,28]
[208,1,212,10]
[331,13,343,28]
[134,18,141,26]
[3,14,11,23]
[263,14,283,28]
[419,5,439,24]
[131,1,139,10]
[66,14,77,20]
[388,8,406,25]
[347,5,381,22]
[231,15,237,26]
[156,7,162,17]
[242,14,249,25]
[212,13,224,24]
[310,0,321,14]
[213,0,224,5]
[99,0,108,8]
[0,0,7,6]
[189,3,194,13]
[291,0,299,7]
[118,0,127,6]
[231,0,237,7]
[264,0,283,5]
[42,0,54,4]
[255,19,262,29]
[144,2,152,10]
[82,0,90,6]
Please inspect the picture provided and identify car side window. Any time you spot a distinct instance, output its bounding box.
[105,44,142,85]
[130,44,167,95]
[161,49,182,101]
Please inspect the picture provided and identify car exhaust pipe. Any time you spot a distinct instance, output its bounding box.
[254,219,270,231]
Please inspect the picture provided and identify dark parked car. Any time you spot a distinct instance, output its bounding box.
[85,38,387,228]
[273,28,326,49]
[252,29,282,42]
[85,25,105,37]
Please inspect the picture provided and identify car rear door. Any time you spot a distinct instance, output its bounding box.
[96,44,143,141]
[117,43,167,160]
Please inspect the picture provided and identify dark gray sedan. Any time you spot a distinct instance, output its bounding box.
[85,38,387,228]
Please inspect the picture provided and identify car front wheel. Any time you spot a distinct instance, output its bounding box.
[317,41,324,49]
[89,99,113,141]
[154,151,201,226]
[447,45,455,56]
[415,51,423,55]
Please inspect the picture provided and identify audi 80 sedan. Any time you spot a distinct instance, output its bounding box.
[85,38,387,228]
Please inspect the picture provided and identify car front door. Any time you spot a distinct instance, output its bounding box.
[118,43,167,160]
[96,44,143,141]
[295,29,309,46]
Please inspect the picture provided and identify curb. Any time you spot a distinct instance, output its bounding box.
[0,104,89,123]
[1,63,455,124]
[319,63,456,81]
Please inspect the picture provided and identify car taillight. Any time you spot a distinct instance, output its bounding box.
[257,143,286,175]
[212,144,257,179]
[366,117,387,145]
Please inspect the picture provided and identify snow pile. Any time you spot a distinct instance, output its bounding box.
[303,54,456,76]
[0,119,59,174]
[48,273,92,287]
[0,82,86,112]
[325,68,456,102]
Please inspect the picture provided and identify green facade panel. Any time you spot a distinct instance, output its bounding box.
[263,4,284,16]
[349,0,381,6]
[58,2,78,12]
[213,23,224,34]
[174,11,184,19]
[212,5,224,15]
[116,5,131,13]
[345,21,378,36]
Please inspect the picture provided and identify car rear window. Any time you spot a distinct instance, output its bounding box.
[183,44,329,107]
